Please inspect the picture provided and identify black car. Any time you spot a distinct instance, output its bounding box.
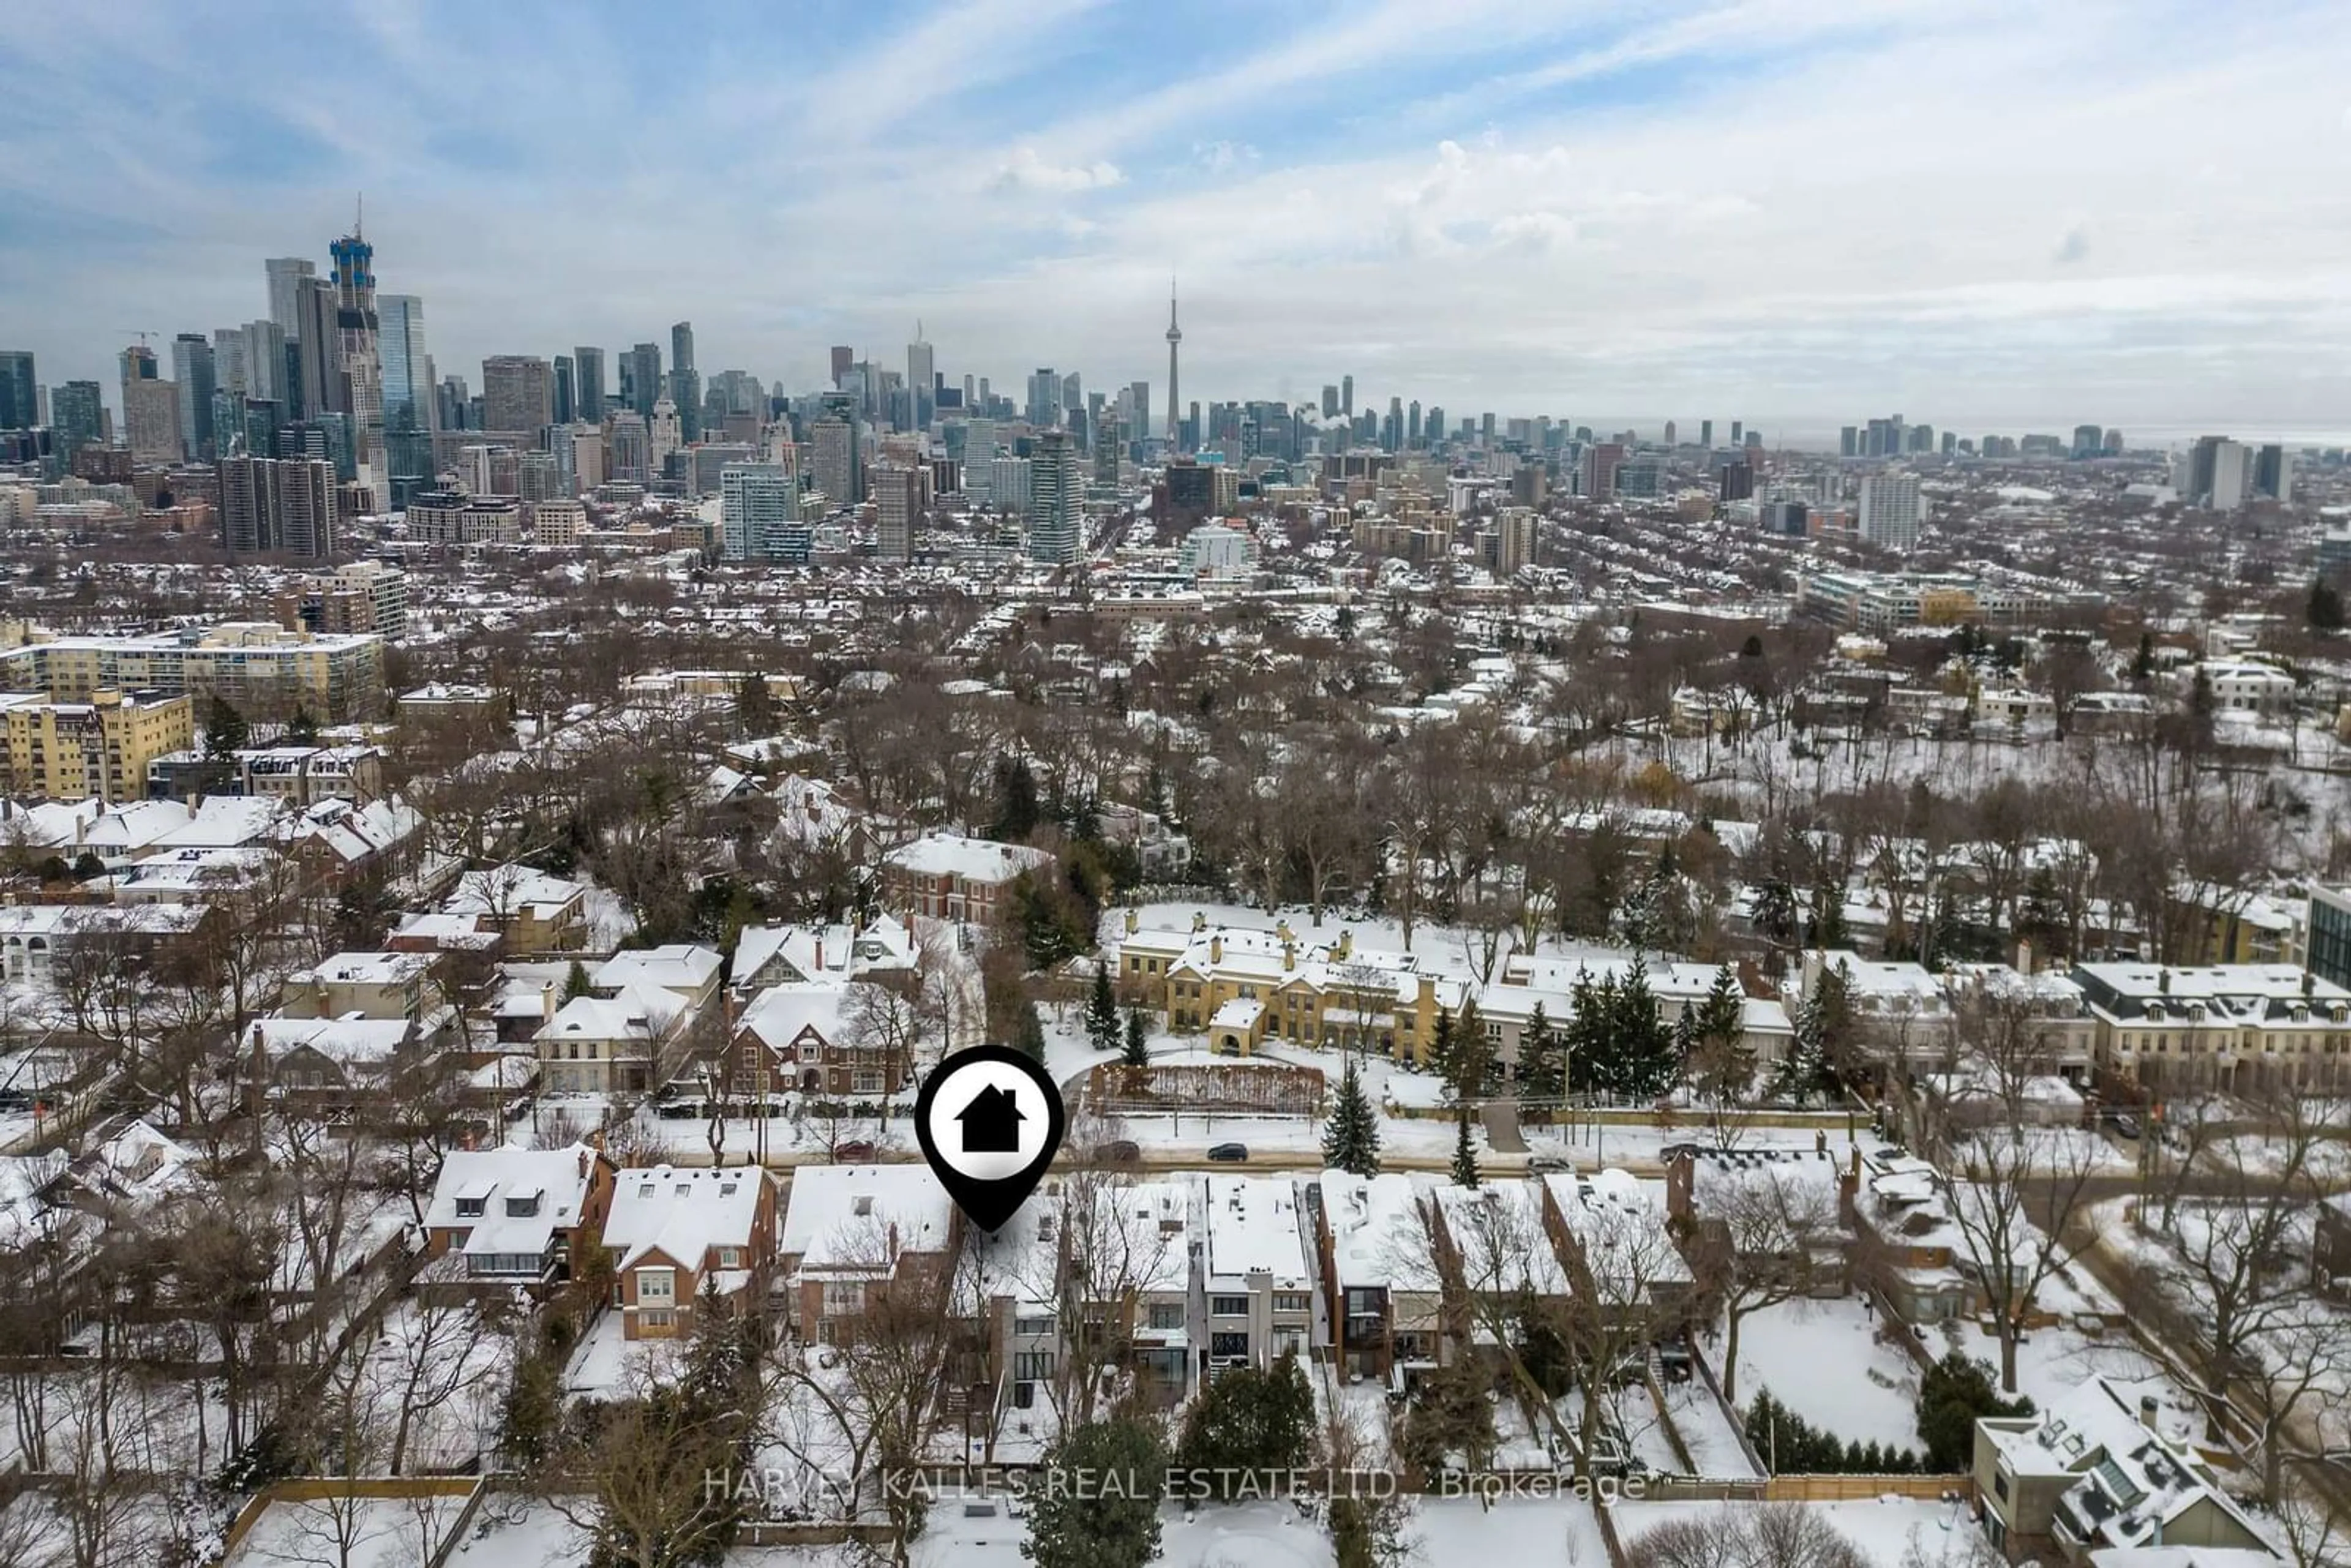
[1205,1142,1249,1163]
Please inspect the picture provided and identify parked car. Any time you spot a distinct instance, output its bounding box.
[832,1140,879,1163]
[1205,1142,1249,1163]
[1097,1139,1142,1166]
[2109,1114,2142,1140]
[1528,1152,1573,1174]
[1656,1142,1703,1163]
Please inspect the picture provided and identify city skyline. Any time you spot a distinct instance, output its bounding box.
[3,0,2349,436]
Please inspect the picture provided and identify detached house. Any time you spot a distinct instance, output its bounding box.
[729,981,909,1098]
[443,865,589,952]
[881,832,1053,924]
[1974,1379,2274,1563]
[778,1163,958,1343]
[424,1143,615,1287]
[603,1164,778,1340]
[536,984,689,1095]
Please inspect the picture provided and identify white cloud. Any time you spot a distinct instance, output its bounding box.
[988,147,1126,193]
[1193,140,1260,173]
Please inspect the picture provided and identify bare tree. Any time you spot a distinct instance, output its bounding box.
[1697,1162,1847,1405]
[1625,1501,1871,1568]
[1940,1122,2103,1393]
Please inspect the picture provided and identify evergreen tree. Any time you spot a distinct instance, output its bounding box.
[2131,630,2154,681]
[201,695,249,760]
[563,958,595,1002]
[735,672,778,736]
[1172,1354,1316,1498]
[1025,1416,1168,1568]
[1752,876,1799,956]
[991,754,1041,841]
[1564,968,1611,1094]
[1916,1351,2033,1471]
[1603,961,1678,1098]
[1689,962,1753,1102]
[1806,881,1851,948]
[1423,1004,1455,1089]
[2311,577,2345,632]
[1122,1007,1150,1068]
[1014,1001,1049,1065]
[1449,1104,1480,1188]
[283,705,319,745]
[1322,1057,1382,1176]
[1086,963,1120,1056]
[1516,1002,1564,1100]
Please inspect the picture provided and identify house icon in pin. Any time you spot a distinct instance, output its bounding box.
[956,1084,1026,1153]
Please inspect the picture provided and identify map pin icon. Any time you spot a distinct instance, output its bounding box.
[913,1043,1067,1234]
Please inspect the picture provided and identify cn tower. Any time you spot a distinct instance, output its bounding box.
[1164,279,1181,449]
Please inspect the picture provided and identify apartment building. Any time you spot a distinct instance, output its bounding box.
[2070,961,2351,1090]
[0,620,384,722]
[0,689,193,803]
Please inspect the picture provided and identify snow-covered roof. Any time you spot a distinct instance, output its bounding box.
[1317,1171,1437,1292]
[536,983,683,1045]
[604,1164,770,1272]
[882,832,1052,883]
[781,1164,954,1272]
[287,950,432,989]
[1202,1174,1311,1290]
[593,943,721,998]
[250,1014,421,1065]
[425,1143,602,1260]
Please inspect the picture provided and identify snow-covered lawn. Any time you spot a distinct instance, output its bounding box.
[1724,1295,1922,1455]
[1661,1379,1763,1480]
[228,1491,473,1567]
[1611,1495,1978,1566]
[563,1310,681,1398]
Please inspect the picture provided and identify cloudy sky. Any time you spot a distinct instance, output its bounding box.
[4,0,2349,444]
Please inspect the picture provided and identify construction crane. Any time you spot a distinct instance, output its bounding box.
[121,330,159,347]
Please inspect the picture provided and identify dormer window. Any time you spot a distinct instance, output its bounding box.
[455,1196,486,1218]
[506,1190,542,1218]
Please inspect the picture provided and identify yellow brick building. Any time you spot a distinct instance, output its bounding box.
[0,620,383,722]
[0,689,195,803]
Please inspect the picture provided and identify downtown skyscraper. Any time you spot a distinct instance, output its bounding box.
[329,219,384,497]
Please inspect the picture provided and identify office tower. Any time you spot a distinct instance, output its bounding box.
[623,343,661,419]
[987,455,1032,513]
[1582,441,1625,498]
[171,334,216,459]
[1700,418,1714,449]
[482,355,554,437]
[0,351,35,430]
[1717,460,1754,501]
[720,462,797,561]
[1385,397,1403,452]
[291,276,337,418]
[811,416,856,506]
[52,381,102,467]
[1857,471,1922,550]
[2102,429,2125,455]
[1745,430,1763,452]
[907,326,934,432]
[1340,374,1353,418]
[120,343,158,393]
[1407,401,1422,446]
[2071,424,2103,460]
[241,318,288,405]
[829,346,854,388]
[212,329,250,399]
[1840,426,1859,458]
[606,410,650,482]
[265,257,315,343]
[2252,443,2290,502]
[1663,420,1677,448]
[572,347,606,422]
[1164,283,1182,446]
[552,355,576,425]
[125,375,182,463]
[329,221,383,477]
[1481,411,1496,447]
[1026,369,1059,428]
[1125,381,1150,451]
[220,454,337,558]
[1728,420,1742,446]
[872,461,920,560]
[1027,429,1079,564]
[648,399,681,470]
[377,296,428,430]
[670,321,695,377]
[1941,430,1958,457]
